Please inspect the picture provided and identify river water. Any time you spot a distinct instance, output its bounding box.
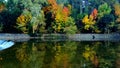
[0,39,120,68]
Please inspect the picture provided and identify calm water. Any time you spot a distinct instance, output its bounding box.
[0,40,120,68]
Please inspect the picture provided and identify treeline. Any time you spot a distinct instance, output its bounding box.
[0,0,120,34]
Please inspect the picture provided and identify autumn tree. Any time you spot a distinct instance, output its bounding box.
[82,8,100,33]
[44,0,77,34]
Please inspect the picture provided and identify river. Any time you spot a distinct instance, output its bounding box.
[0,39,120,68]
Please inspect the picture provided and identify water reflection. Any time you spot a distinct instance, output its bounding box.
[0,40,120,68]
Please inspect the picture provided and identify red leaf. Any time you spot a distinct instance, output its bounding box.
[90,8,98,19]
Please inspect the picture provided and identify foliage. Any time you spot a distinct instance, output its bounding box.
[16,0,46,34]
[98,3,112,18]
[113,3,120,32]
[97,14,115,33]
[63,17,77,34]
[0,0,22,33]
[46,0,77,34]
[82,8,102,33]
[90,8,98,19]
[16,10,32,33]
[0,0,120,33]
[0,8,21,33]
[114,3,120,16]
[114,3,120,23]
[97,3,113,33]
[82,15,96,30]
[29,4,46,34]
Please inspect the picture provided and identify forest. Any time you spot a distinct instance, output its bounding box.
[0,0,120,34]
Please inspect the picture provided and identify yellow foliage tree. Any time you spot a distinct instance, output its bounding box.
[82,8,101,33]
[16,10,32,33]
[82,15,96,30]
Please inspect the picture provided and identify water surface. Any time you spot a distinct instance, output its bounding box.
[0,40,120,68]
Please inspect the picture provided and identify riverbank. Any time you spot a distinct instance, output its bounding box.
[0,33,120,42]
[40,33,120,41]
[0,33,30,42]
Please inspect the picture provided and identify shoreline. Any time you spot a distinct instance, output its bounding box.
[0,33,120,42]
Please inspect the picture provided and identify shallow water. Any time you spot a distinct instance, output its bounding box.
[0,40,120,68]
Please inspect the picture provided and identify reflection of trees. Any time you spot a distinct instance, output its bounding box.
[72,41,119,68]
[97,41,117,68]
[16,42,46,68]
[72,42,98,68]
[0,40,119,68]
[42,41,77,68]
[15,41,119,68]
[115,42,120,68]
[42,42,55,68]
[16,42,30,63]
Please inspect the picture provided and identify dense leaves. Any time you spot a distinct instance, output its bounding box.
[16,0,46,34]
[45,0,77,34]
[81,8,101,33]
[16,10,32,33]
[1,0,120,33]
[98,3,112,19]
[82,15,96,30]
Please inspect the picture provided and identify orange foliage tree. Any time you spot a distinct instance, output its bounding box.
[90,8,98,19]
[47,0,69,22]
[44,0,77,34]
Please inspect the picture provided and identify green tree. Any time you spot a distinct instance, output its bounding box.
[98,3,112,19]
[97,14,115,33]
[16,0,47,34]
[97,3,112,33]
[0,0,21,33]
